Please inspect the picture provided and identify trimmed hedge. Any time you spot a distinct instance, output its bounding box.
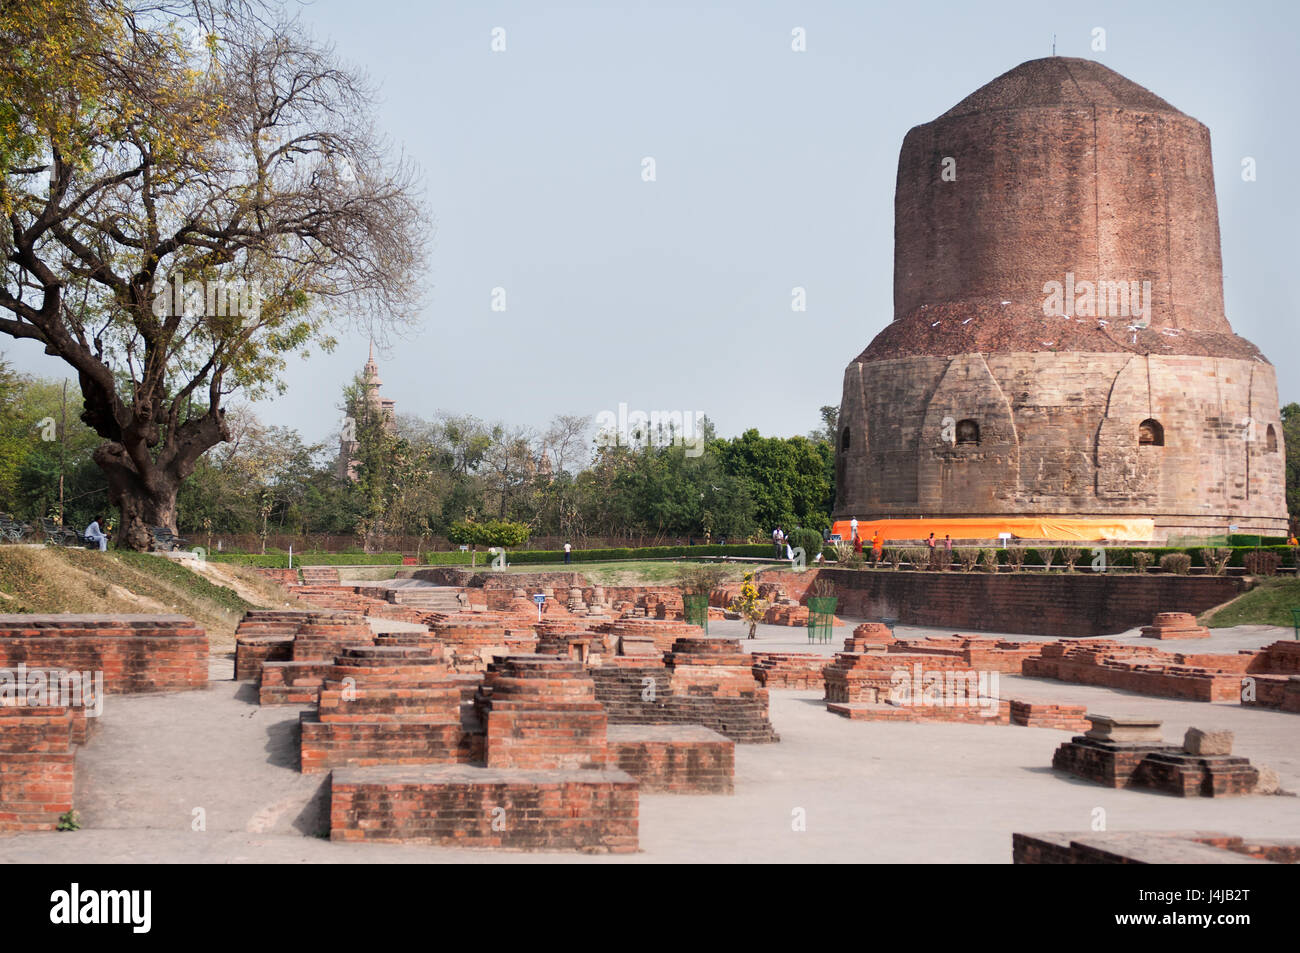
[211,552,410,568]
[211,544,780,569]
[1228,534,1289,547]
[480,543,774,565]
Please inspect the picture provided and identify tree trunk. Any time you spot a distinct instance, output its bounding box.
[94,443,187,551]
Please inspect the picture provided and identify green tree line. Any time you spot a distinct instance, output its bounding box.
[0,356,838,547]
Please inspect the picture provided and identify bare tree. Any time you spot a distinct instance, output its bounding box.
[0,1,429,547]
[543,413,591,475]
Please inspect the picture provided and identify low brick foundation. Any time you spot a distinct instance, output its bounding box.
[754,569,1246,638]
[751,653,827,690]
[300,566,341,585]
[1009,701,1090,731]
[827,699,1009,723]
[0,614,207,694]
[0,705,77,830]
[1023,643,1243,702]
[1013,831,1293,864]
[325,654,644,851]
[253,568,300,587]
[329,765,638,851]
[824,650,984,705]
[596,619,704,654]
[474,657,608,770]
[1052,736,1259,796]
[235,610,332,680]
[1140,612,1210,640]
[605,725,734,793]
[299,645,481,773]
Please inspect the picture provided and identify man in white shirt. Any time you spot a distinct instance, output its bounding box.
[849,516,859,542]
[563,541,572,565]
[84,516,108,551]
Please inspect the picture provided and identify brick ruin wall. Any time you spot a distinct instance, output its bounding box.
[0,614,205,832]
[0,615,208,694]
[765,568,1244,638]
[1013,831,1300,864]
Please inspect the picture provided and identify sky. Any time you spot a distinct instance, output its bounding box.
[5,0,1298,447]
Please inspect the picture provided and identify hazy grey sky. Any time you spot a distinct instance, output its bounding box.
[6,0,1297,446]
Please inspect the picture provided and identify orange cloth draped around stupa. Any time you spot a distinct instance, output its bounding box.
[830,517,1155,543]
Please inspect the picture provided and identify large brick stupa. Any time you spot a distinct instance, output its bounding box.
[834,57,1287,541]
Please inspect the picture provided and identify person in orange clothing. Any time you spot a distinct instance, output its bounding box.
[871,531,883,564]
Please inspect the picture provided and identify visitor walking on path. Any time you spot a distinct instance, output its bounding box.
[84,515,108,551]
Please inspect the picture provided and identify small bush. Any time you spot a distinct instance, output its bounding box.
[1160,553,1192,575]
[676,564,730,596]
[1243,550,1281,576]
[833,541,864,569]
[979,548,999,572]
[1131,551,1154,574]
[1060,547,1086,572]
[956,548,980,572]
[1200,548,1232,576]
[1036,548,1057,571]
[901,547,929,570]
[884,548,904,571]
[1005,546,1026,571]
[789,528,823,561]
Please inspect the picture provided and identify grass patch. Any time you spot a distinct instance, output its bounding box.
[0,545,276,645]
[1203,577,1300,629]
[495,559,754,586]
[111,551,253,615]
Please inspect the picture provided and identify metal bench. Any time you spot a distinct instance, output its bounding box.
[149,526,190,552]
[0,514,31,543]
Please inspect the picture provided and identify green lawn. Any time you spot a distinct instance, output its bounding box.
[497,559,755,585]
[1204,577,1300,629]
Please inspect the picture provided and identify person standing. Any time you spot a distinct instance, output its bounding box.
[871,531,883,564]
[563,541,572,565]
[84,515,108,551]
[849,516,859,542]
[773,527,784,559]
